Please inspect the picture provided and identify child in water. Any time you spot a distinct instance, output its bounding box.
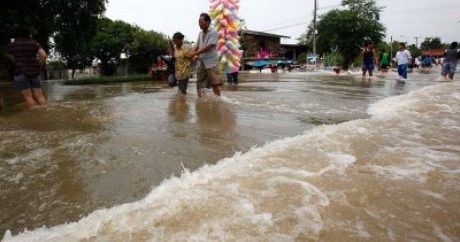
[170,32,194,95]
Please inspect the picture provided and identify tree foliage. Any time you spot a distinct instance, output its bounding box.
[298,0,385,69]
[296,23,314,50]
[51,0,107,76]
[90,19,168,75]
[91,18,134,75]
[0,0,107,80]
[316,8,385,69]
[128,26,168,73]
[420,37,444,50]
[341,0,384,20]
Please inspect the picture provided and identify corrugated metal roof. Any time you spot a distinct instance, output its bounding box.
[422,49,445,56]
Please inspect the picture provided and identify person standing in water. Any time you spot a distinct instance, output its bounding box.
[170,32,193,95]
[361,41,377,77]
[9,26,47,109]
[379,49,390,72]
[395,42,412,81]
[441,42,459,81]
[192,13,222,97]
[225,67,239,85]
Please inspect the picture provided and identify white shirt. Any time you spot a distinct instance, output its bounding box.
[395,49,411,65]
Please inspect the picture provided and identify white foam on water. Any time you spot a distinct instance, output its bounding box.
[419,190,447,201]
[3,83,460,241]
[4,172,24,183]
[433,224,455,242]
[4,149,51,166]
[222,95,361,118]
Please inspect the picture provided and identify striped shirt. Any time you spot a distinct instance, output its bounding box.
[9,38,42,76]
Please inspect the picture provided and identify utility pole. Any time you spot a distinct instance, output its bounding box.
[414,36,420,48]
[390,35,393,61]
[313,0,317,71]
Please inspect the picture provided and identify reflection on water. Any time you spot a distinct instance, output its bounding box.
[1,71,458,240]
[168,94,190,124]
[195,97,237,154]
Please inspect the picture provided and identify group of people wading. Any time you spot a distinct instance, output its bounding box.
[360,41,459,81]
[5,13,460,110]
[6,13,224,110]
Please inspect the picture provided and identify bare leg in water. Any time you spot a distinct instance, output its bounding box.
[20,89,37,109]
[212,85,221,96]
[32,88,47,106]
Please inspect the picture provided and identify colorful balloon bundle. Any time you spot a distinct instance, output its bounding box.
[209,0,243,73]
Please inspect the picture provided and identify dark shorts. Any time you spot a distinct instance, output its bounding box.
[226,72,239,84]
[380,64,389,69]
[197,64,222,89]
[13,74,42,90]
[442,62,457,76]
[362,63,375,72]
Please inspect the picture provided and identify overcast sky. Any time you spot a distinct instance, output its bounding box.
[106,0,460,45]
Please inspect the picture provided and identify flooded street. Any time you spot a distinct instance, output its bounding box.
[1,71,459,241]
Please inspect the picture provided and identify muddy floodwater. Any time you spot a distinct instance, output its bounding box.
[1,71,459,241]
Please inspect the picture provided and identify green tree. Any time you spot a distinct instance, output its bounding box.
[408,44,422,57]
[128,27,168,74]
[342,0,384,20]
[316,9,385,69]
[299,0,385,69]
[91,18,134,76]
[0,0,49,80]
[420,37,443,50]
[51,0,107,78]
[296,23,314,50]
[0,0,107,80]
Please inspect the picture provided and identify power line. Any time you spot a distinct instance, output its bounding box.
[261,21,308,32]
[256,15,310,30]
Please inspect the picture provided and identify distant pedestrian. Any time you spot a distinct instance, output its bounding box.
[9,26,47,109]
[192,13,222,97]
[441,42,459,81]
[225,67,239,85]
[171,32,193,95]
[414,56,420,69]
[395,42,412,80]
[379,49,390,72]
[361,41,377,77]
[422,55,433,69]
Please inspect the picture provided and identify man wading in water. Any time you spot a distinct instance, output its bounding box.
[191,13,222,97]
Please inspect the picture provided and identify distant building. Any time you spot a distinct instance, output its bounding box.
[240,30,309,69]
[422,49,445,57]
[241,30,290,58]
[280,44,308,62]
